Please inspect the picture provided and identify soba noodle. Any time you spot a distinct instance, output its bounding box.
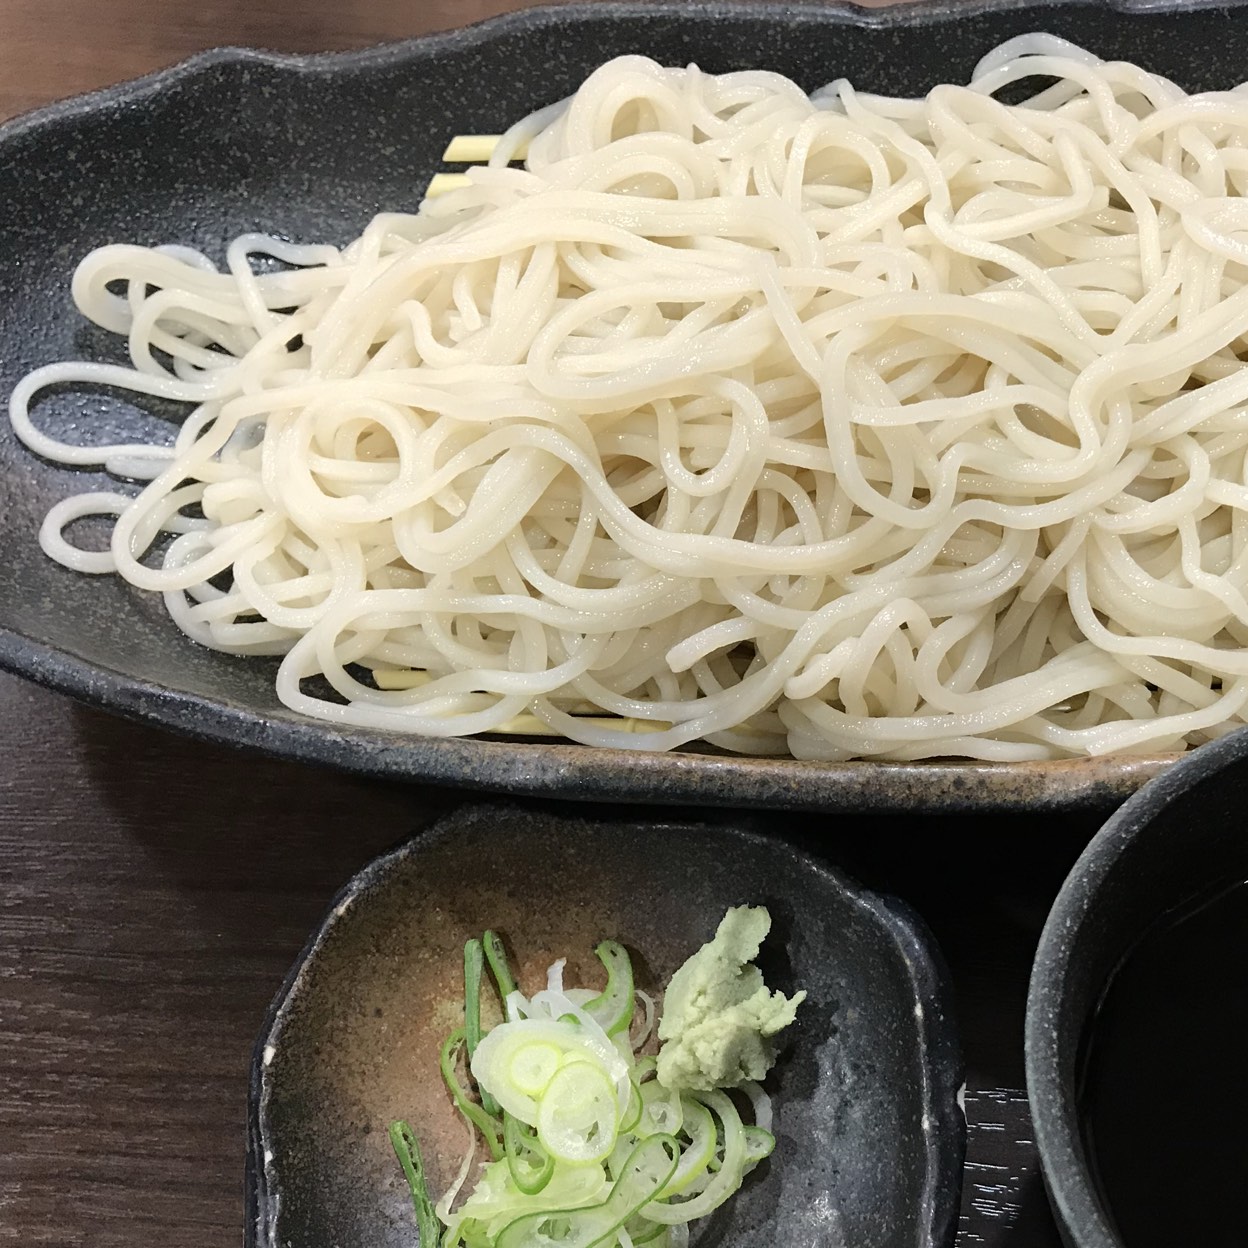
[16,34,1248,760]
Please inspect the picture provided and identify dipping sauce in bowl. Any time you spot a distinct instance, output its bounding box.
[1078,879,1248,1247]
[1026,726,1248,1248]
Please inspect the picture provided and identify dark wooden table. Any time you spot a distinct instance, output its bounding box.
[0,3,1107,1245]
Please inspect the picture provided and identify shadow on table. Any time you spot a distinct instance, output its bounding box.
[73,699,458,930]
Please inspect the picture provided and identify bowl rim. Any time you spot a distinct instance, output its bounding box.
[3,0,1245,810]
[1023,723,1248,1247]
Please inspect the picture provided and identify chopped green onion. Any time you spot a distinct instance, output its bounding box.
[439,1028,503,1161]
[583,940,635,1036]
[535,1060,619,1163]
[388,1120,443,1247]
[463,940,486,1057]
[620,1075,643,1135]
[393,909,801,1246]
[493,1133,679,1248]
[744,1124,776,1166]
[627,1216,669,1245]
[503,1110,556,1196]
[642,1090,749,1225]
[639,1080,683,1137]
[659,1096,716,1197]
[463,939,499,1118]
[470,1016,628,1126]
[483,930,517,1002]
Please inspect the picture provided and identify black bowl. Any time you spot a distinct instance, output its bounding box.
[1025,727,1248,1247]
[10,0,1248,810]
[248,802,965,1248]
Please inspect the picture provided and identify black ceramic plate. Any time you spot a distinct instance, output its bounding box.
[248,803,964,1247]
[7,0,1248,811]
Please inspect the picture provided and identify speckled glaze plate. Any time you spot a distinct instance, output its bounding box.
[247,803,965,1248]
[6,0,1246,810]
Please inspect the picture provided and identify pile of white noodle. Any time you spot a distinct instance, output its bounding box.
[17,33,1248,761]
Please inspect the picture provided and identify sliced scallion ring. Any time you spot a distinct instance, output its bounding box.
[744,1124,776,1167]
[582,940,635,1037]
[494,1133,679,1248]
[439,1027,503,1162]
[504,1111,556,1196]
[638,1080,683,1137]
[507,1041,561,1098]
[536,1060,620,1164]
[640,1090,748,1225]
[657,1096,716,1198]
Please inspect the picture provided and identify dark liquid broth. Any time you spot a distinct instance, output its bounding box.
[1078,879,1248,1245]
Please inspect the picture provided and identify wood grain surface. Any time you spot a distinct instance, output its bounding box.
[0,3,1098,1246]
[0,0,896,125]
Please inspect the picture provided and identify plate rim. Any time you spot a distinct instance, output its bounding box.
[0,628,1176,810]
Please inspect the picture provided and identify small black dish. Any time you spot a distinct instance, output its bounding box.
[248,802,964,1248]
[1025,728,1248,1248]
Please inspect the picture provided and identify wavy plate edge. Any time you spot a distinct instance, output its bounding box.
[0,629,1175,811]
